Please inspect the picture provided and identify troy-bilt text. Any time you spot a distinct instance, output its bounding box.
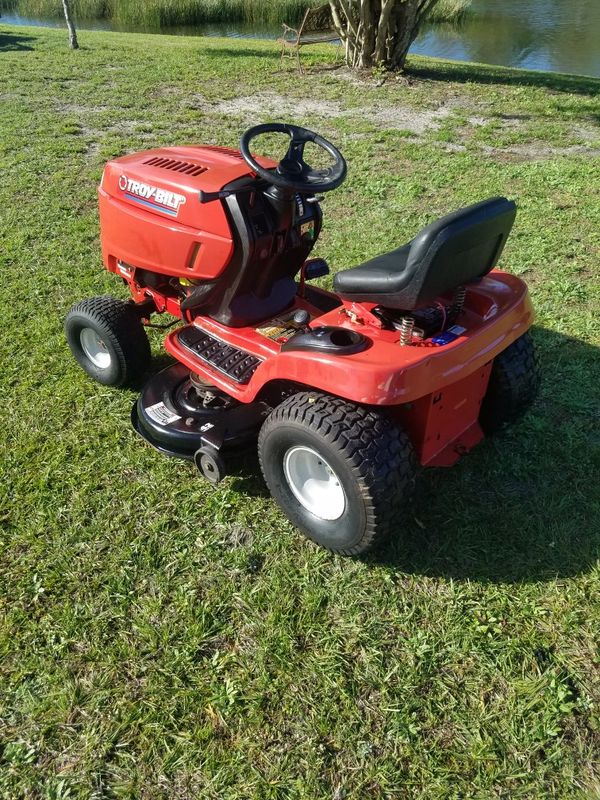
[119,175,186,212]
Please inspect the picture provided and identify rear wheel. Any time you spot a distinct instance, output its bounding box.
[258,392,416,555]
[65,295,151,387]
[480,331,540,433]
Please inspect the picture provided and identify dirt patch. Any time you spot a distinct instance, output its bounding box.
[55,102,109,115]
[330,67,417,89]
[85,141,102,160]
[0,92,27,102]
[328,67,379,88]
[214,90,460,134]
[155,85,183,97]
[107,120,144,133]
[369,100,456,133]
[388,137,600,161]
[467,115,488,127]
[481,142,600,160]
[214,91,346,121]
[571,122,600,143]
[103,120,157,141]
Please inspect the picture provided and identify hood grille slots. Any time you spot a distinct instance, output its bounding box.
[143,156,207,176]
[203,145,245,161]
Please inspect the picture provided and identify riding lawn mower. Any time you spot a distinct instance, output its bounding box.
[65,123,540,554]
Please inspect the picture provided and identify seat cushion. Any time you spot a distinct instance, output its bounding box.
[333,243,412,295]
[333,197,516,310]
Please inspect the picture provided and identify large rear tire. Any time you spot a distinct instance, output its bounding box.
[65,295,151,387]
[258,392,416,555]
[480,332,540,433]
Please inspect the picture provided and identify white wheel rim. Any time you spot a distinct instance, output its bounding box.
[283,445,346,521]
[80,327,112,369]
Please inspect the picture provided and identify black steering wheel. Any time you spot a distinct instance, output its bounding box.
[239,122,347,194]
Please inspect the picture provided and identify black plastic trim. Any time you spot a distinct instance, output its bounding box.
[177,325,262,384]
[281,326,370,355]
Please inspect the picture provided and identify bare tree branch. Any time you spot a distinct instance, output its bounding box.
[374,0,396,63]
[329,0,445,71]
[329,1,349,43]
[62,0,79,49]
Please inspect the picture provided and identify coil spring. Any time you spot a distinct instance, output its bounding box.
[399,316,415,346]
[451,286,467,318]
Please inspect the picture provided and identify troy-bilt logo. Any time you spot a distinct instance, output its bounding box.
[118,174,186,216]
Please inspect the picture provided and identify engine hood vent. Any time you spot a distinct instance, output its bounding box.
[203,145,246,161]
[143,156,207,177]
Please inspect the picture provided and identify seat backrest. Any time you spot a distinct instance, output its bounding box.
[301,3,335,34]
[405,196,516,308]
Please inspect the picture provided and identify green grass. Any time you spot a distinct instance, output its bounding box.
[426,0,471,24]
[1,23,600,800]
[2,0,315,25]
[0,0,471,26]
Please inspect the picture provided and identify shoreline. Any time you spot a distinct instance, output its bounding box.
[2,14,600,79]
[2,20,600,82]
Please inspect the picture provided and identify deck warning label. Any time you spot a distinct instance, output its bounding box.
[144,402,181,426]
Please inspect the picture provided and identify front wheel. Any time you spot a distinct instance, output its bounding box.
[65,295,151,387]
[258,392,416,555]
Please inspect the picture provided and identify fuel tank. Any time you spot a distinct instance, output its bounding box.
[98,145,276,280]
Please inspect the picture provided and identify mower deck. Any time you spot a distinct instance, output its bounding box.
[132,362,270,459]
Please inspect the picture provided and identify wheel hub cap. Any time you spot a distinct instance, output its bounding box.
[283,445,345,521]
[80,327,111,369]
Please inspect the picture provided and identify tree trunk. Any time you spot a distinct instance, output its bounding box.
[62,0,79,50]
[329,0,440,71]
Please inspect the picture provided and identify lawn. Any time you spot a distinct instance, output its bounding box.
[0,23,599,800]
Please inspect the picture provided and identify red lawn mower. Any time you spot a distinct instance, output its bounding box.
[66,122,539,555]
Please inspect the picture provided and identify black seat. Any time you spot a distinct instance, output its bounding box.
[333,197,516,310]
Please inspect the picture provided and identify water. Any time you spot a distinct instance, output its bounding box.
[3,0,600,78]
[411,0,600,78]
[0,11,282,40]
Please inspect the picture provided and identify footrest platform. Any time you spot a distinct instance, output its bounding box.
[177,326,262,384]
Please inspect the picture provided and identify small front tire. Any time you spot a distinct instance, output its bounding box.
[65,295,151,387]
[194,447,227,485]
[258,392,416,555]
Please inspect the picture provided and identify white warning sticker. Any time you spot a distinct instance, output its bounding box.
[144,402,181,426]
[448,325,467,335]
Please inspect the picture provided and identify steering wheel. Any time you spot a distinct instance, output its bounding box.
[239,122,347,194]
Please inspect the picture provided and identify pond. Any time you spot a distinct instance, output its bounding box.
[412,0,600,78]
[2,0,600,78]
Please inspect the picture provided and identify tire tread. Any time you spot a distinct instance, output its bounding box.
[480,332,540,432]
[258,392,415,555]
[66,295,150,386]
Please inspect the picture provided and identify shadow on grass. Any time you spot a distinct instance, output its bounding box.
[143,352,177,380]
[140,326,599,583]
[371,327,600,583]
[0,29,35,51]
[204,46,279,61]
[406,58,600,96]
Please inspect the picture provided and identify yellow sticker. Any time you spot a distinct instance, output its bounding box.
[300,221,315,239]
[256,324,297,341]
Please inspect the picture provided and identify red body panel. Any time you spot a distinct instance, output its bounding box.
[162,273,533,465]
[165,273,532,404]
[99,145,276,280]
[395,364,492,466]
